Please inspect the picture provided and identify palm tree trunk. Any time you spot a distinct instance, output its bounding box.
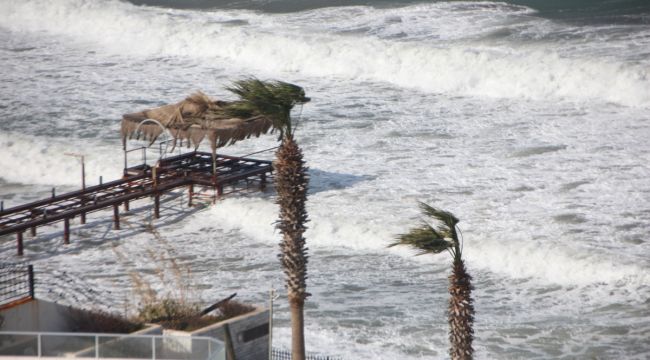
[275,135,309,360]
[448,258,475,360]
[290,303,306,360]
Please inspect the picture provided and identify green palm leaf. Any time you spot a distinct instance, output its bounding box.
[390,224,452,255]
[419,202,459,230]
[225,77,310,139]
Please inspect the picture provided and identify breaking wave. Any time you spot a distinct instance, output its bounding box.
[1,0,649,107]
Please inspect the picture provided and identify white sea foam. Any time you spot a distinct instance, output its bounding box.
[0,132,122,187]
[1,0,649,107]
[2,1,650,358]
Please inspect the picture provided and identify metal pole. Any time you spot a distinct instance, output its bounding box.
[51,187,56,198]
[269,287,278,360]
[99,176,103,185]
[17,231,23,256]
[152,336,156,360]
[64,153,86,190]
[37,333,42,357]
[113,204,120,230]
[28,265,35,299]
[81,155,86,190]
[63,218,70,245]
[1,200,3,212]
[95,335,99,358]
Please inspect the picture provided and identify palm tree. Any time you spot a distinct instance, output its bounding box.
[389,202,475,360]
[226,78,311,360]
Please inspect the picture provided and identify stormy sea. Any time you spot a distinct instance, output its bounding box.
[1,0,649,358]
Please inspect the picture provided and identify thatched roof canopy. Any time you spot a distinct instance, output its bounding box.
[121,91,274,150]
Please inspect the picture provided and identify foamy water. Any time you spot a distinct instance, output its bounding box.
[1,0,649,358]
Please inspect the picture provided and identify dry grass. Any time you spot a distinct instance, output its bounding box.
[66,307,143,334]
[138,297,255,332]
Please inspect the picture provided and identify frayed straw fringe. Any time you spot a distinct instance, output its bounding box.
[121,91,273,149]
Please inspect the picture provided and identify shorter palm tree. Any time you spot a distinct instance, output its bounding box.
[389,202,475,360]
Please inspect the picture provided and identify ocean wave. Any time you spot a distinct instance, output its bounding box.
[1,0,649,107]
[0,132,123,187]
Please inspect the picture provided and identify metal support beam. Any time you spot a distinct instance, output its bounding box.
[28,265,35,299]
[113,204,120,230]
[63,218,70,245]
[188,184,194,207]
[154,195,160,219]
[17,231,23,256]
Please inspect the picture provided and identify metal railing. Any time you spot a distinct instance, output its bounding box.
[0,331,225,360]
[271,348,342,360]
[0,263,34,307]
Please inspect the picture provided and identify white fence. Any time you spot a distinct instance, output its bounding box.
[0,331,225,360]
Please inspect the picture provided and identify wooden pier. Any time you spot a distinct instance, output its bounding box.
[0,151,272,255]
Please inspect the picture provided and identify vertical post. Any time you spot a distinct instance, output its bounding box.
[81,155,86,190]
[223,323,237,360]
[113,204,120,230]
[1,200,3,212]
[99,176,103,185]
[152,166,158,187]
[28,265,35,299]
[17,231,23,256]
[124,148,128,176]
[268,288,276,360]
[31,226,36,237]
[211,148,217,179]
[260,173,267,191]
[64,218,70,245]
[188,184,193,207]
[154,195,160,219]
[51,187,56,198]
[37,333,42,358]
[95,335,99,359]
[124,200,130,212]
[80,205,86,225]
[151,336,156,360]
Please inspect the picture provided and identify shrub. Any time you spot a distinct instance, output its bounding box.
[138,297,255,331]
[66,308,143,334]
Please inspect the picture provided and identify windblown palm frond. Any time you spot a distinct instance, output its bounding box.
[391,202,474,360]
[390,224,452,256]
[225,78,310,139]
[419,202,459,231]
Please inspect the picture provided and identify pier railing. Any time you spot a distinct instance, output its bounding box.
[0,151,273,256]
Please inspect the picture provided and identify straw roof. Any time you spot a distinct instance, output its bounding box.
[121,91,274,150]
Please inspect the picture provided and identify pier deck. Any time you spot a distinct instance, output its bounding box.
[0,151,272,255]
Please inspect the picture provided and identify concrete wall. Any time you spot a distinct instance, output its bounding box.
[0,300,163,357]
[0,299,71,333]
[164,307,270,360]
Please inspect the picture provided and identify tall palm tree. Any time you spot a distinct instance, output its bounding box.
[226,78,311,360]
[389,202,475,360]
